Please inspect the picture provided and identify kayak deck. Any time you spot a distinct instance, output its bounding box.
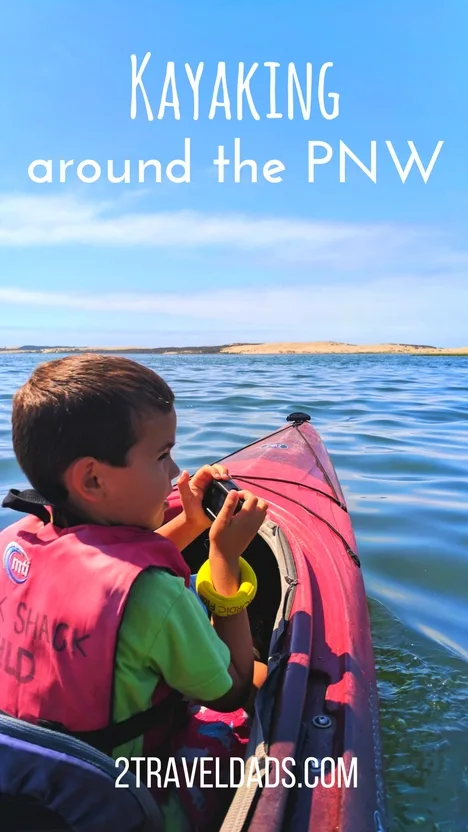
[171,415,387,831]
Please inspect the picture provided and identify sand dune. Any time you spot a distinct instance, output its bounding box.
[221,342,468,355]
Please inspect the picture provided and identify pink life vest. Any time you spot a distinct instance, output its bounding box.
[0,492,252,831]
[0,508,191,755]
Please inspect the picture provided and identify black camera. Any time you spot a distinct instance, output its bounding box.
[202,478,244,521]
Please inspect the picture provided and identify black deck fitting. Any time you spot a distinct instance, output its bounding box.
[286,412,311,425]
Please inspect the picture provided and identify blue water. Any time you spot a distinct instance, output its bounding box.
[1,353,467,830]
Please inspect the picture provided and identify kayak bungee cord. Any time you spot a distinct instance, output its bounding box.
[231,474,361,568]
[212,414,359,565]
[228,475,346,511]
[215,418,341,504]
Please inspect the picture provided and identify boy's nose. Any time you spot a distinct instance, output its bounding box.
[171,459,180,480]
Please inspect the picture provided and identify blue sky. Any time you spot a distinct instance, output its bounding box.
[0,0,466,347]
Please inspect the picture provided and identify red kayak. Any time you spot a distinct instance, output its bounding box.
[167,412,387,832]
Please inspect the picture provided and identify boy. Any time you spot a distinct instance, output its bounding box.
[0,354,268,831]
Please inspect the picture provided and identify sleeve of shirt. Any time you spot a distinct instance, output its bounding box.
[121,568,233,703]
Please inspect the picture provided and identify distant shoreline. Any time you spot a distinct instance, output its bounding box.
[1,341,467,356]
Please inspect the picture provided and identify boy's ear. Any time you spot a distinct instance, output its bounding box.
[62,457,106,505]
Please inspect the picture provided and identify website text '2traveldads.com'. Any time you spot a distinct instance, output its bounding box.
[115,754,358,790]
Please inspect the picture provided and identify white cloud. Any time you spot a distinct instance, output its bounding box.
[0,277,466,346]
[0,192,465,275]
[0,192,466,345]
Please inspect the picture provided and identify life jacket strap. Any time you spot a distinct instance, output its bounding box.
[1,488,51,524]
[42,693,186,755]
[1,692,187,757]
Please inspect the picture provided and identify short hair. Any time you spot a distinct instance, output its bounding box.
[12,353,175,504]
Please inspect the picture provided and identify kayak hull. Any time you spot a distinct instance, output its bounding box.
[167,417,387,831]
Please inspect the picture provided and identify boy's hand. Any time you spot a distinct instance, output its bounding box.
[176,464,230,532]
[209,490,268,565]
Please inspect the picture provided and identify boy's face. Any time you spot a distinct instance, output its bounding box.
[106,407,180,530]
[66,407,180,530]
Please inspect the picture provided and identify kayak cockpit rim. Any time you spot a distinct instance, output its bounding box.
[217,520,303,832]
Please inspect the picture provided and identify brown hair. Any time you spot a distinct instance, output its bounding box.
[12,353,175,504]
